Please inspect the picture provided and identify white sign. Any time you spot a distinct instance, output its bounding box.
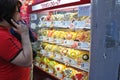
[32,0,80,11]
[118,0,120,2]
[78,4,91,17]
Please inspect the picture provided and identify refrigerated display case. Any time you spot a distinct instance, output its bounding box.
[29,0,91,80]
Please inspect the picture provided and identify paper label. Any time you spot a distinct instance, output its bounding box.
[74,21,86,28]
[79,62,89,71]
[43,36,48,41]
[64,40,69,46]
[80,62,89,69]
[39,36,43,41]
[56,73,63,79]
[54,54,62,60]
[77,42,90,50]
[46,21,51,26]
[64,21,71,27]
[55,39,63,44]
[41,64,46,70]
[62,56,70,63]
[42,21,47,27]
[48,68,54,74]
[57,21,63,27]
[35,63,39,67]
[40,50,46,55]
[53,21,58,27]
[69,58,77,65]
[48,37,54,42]
[47,52,53,58]
[63,77,72,80]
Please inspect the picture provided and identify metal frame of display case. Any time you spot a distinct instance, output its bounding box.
[89,0,120,80]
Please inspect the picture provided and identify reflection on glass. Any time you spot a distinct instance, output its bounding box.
[116,0,120,4]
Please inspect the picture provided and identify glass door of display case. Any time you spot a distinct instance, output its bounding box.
[31,4,91,80]
[29,0,91,80]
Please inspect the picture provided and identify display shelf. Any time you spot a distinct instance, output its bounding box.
[38,36,90,51]
[34,62,88,80]
[39,50,89,72]
[38,21,91,30]
[54,57,89,72]
[31,2,91,80]
[38,26,69,29]
[33,65,61,80]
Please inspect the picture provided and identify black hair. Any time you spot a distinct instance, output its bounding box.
[0,0,22,22]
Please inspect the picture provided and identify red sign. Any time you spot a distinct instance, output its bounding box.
[28,0,91,13]
[32,0,80,11]
[32,0,47,4]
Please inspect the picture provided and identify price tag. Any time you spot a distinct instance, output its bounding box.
[39,36,43,41]
[55,39,63,44]
[42,21,46,27]
[40,21,44,23]
[62,56,70,63]
[69,40,75,45]
[54,21,58,26]
[64,40,68,45]
[38,21,42,27]
[69,58,77,65]
[75,21,86,29]
[80,62,89,71]
[63,77,72,80]
[47,37,49,42]
[62,21,66,26]
[40,50,46,55]
[35,63,39,67]
[81,42,89,48]
[43,36,48,41]
[64,40,74,46]
[43,21,47,27]
[46,21,51,26]
[48,68,54,74]
[78,42,90,50]
[41,64,47,70]
[57,21,63,27]
[44,21,47,25]
[48,37,54,42]
[64,21,71,26]
[73,21,78,27]
[54,54,62,60]
[56,72,63,79]
[54,39,57,43]
[81,62,89,68]
[85,20,91,29]
[47,52,53,58]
